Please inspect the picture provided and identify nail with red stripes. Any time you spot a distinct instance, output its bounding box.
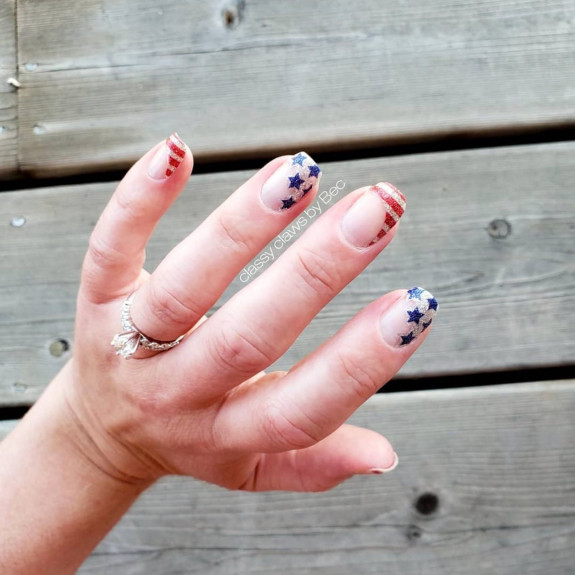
[340,182,406,248]
[148,133,188,180]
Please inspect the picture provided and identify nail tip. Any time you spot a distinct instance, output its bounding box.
[363,182,405,246]
[148,134,187,180]
[373,181,405,200]
[261,151,321,211]
[369,452,399,475]
[380,287,438,348]
[408,286,439,310]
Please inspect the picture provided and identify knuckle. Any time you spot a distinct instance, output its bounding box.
[147,282,204,329]
[114,189,150,224]
[210,321,275,376]
[86,232,126,272]
[260,400,322,450]
[293,246,341,300]
[216,211,252,254]
[335,351,382,401]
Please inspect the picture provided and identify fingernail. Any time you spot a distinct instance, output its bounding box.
[369,452,399,475]
[341,182,406,248]
[260,152,322,211]
[380,287,438,347]
[148,133,188,180]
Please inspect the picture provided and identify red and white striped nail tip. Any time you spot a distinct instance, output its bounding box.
[165,133,187,178]
[368,182,406,246]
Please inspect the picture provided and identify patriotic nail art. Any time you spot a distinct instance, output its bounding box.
[165,133,187,178]
[380,287,438,347]
[340,181,406,248]
[148,132,188,180]
[261,152,322,211]
[400,287,438,345]
[368,183,406,246]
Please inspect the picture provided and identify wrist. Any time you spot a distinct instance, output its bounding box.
[50,358,158,491]
[0,361,151,574]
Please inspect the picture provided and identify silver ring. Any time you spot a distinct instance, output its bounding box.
[110,292,185,359]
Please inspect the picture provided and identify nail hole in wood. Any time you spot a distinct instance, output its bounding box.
[222,1,244,29]
[488,219,512,240]
[223,8,236,27]
[50,339,70,357]
[12,382,27,393]
[415,492,439,515]
[33,124,46,135]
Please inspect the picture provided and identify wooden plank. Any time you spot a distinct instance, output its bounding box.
[0,0,17,178]
[16,0,575,177]
[4,381,574,573]
[1,142,575,404]
[0,420,16,438]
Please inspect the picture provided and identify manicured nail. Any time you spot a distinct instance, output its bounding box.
[380,287,438,347]
[260,152,322,211]
[341,182,405,248]
[369,452,399,475]
[148,133,188,180]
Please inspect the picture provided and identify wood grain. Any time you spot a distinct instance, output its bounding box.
[0,420,16,437]
[1,142,574,405]
[0,0,17,178]
[3,381,574,574]
[15,0,575,177]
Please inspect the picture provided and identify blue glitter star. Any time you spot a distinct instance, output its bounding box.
[281,196,296,210]
[407,307,425,324]
[407,287,425,300]
[308,164,321,178]
[427,297,438,311]
[400,332,415,346]
[292,153,307,166]
[288,173,304,190]
[422,319,432,331]
[302,184,313,196]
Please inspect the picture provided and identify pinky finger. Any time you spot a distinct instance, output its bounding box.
[240,424,397,492]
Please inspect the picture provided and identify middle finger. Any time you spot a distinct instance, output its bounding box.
[171,182,406,398]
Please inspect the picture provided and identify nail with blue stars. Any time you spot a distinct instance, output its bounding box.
[260,151,322,212]
[380,287,438,347]
[400,287,438,346]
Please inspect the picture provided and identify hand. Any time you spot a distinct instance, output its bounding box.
[63,134,437,492]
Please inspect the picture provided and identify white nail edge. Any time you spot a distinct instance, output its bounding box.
[369,452,399,475]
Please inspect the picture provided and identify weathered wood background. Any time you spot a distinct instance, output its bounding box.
[2,382,575,574]
[1,0,574,573]
[0,0,16,177]
[7,0,575,177]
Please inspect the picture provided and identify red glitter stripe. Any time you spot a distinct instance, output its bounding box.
[168,155,180,168]
[384,183,406,204]
[167,138,186,159]
[369,229,387,245]
[384,212,397,229]
[380,192,404,218]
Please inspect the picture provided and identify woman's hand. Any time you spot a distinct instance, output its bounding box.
[64,134,437,492]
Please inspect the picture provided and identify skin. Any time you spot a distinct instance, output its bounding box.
[0,140,433,574]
